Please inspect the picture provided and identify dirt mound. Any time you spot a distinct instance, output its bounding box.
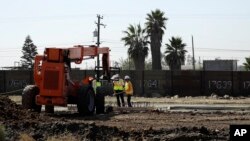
[1,96,242,141]
[4,120,223,141]
[0,96,41,121]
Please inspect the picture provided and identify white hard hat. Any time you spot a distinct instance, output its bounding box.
[124,75,130,80]
[100,75,104,79]
[111,75,116,80]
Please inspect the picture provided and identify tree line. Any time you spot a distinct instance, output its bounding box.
[19,9,186,71]
[20,9,250,71]
[121,9,187,71]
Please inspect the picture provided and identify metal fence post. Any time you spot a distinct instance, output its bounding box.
[171,70,173,96]
[200,70,204,95]
[142,70,144,96]
[231,70,234,96]
[3,71,6,93]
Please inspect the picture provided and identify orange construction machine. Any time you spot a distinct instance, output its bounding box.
[22,45,111,114]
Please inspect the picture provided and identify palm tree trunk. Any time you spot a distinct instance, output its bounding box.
[151,36,162,70]
[133,56,145,70]
[139,56,145,70]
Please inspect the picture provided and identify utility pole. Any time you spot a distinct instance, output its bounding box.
[95,14,106,80]
[192,35,195,70]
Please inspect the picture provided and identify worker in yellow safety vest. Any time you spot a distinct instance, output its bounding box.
[92,75,102,94]
[113,74,125,107]
[124,75,133,107]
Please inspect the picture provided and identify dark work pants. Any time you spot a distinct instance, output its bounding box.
[115,90,125,107]
[127,95,132,107]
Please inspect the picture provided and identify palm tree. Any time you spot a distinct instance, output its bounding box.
[121,24,149,70]
[243,57,250,71]
[164,37,187,70]
[145,9,168,70]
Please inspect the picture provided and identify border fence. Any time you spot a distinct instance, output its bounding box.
[0,70,250,96]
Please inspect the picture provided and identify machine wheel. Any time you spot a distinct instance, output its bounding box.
[106,85,114,96]
[22,85,41,113]
[95,86,105,114]
[45,105,54,113]
[77,86,95,115]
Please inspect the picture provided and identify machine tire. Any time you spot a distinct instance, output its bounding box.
[106,85,114,96]
[95,86,105,114]
[22,85,41,113]
[45,105,54,113]
[77,86,95,115]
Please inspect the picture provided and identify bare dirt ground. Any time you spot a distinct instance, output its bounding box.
[1,95,250,141]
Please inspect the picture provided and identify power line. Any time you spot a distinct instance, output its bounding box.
[1,46,250,53]
[185,47,250,52]
[1,13,249,21]
[0,14,96,23]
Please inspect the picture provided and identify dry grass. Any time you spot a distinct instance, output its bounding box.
[8,95,250,106]
[106,96,250,105]
[18,133,78,141]
[46,133,78,141]
[0,125,5,141]
[8,96,22,104]
[19,134,35,141]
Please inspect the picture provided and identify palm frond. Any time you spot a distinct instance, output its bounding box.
[121,23,149,62]
[164,36,187,70]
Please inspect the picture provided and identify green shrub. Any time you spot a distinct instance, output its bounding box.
[0,125,5,141]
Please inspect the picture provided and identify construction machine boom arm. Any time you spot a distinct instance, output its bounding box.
[69,45,110,64]
[33,45,111,86]
[68,45,110,79]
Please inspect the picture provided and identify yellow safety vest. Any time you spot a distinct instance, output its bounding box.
[125,81,133,95]
[92,80,101,93]
[113,79,124,91]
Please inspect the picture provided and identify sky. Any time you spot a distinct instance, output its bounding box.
[0,0,250,69]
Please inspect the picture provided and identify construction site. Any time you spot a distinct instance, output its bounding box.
[0,32,249,141]
[0,94,250,140]
[1,1,250,141]
[0,45,249,140]
[0,44,249,141]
